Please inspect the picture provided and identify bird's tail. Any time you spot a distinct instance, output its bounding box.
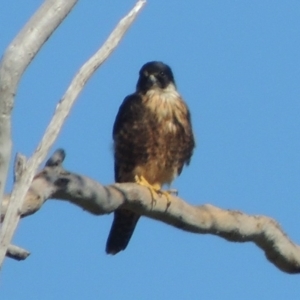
[106,209,140,255]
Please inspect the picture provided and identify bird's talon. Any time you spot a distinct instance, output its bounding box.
[135,175,160,207]
[134,175,173,208]
[158,190,172,207]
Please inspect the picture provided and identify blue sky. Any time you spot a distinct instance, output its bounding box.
[1,0,300,299]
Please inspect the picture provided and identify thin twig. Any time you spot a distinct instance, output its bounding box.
[6,245,30,261]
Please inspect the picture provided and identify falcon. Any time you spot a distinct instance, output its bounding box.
[106,61,195,254]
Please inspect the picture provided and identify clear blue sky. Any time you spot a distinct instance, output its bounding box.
[1,0,300,299]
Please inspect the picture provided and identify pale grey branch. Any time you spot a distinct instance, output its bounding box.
[6,245,30,261]
[2,149,300,274]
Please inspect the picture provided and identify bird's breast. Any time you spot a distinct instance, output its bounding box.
[143,85,188,130]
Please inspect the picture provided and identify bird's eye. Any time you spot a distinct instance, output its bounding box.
[159,71,165,77]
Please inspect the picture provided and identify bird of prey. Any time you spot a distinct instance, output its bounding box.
[106,61,195,254]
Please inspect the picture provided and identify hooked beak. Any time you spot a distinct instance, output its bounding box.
[148,74,157,84]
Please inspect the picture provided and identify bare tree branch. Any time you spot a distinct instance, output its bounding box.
[2,149,300,274]
[0,0,78,222]
[0,0,146,268]
[6,245,30,261]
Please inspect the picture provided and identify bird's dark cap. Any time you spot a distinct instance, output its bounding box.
[139,61,174,80]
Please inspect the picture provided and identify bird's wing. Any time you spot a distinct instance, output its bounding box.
[106,93,146,254]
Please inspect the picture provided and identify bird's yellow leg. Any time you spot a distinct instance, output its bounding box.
[134,175,172,207]
[134,175,160,205]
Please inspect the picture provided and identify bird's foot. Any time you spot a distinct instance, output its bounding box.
[134,175,172,208]
[160,188,178,208]
[135,175,160,206]
[157,189,172,208]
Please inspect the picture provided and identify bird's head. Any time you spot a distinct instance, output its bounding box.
[136,61,176,93]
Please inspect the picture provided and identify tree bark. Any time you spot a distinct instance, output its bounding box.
[2,149,300,275]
